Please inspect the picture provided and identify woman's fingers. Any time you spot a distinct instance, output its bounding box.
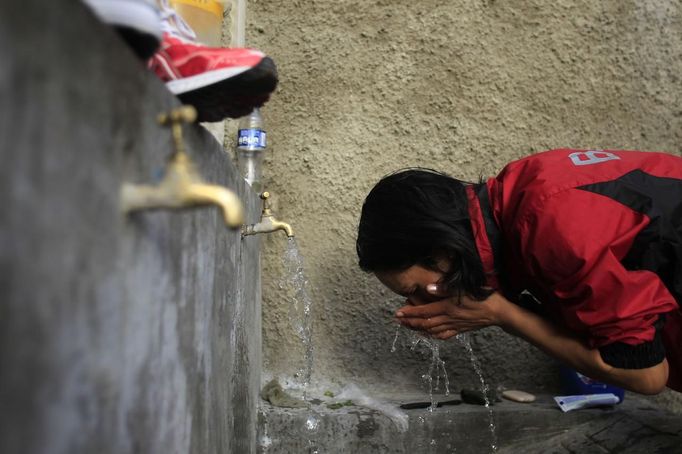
[426,322,460,334]
[397,315,452,331]
[396,301,449,319]
[397,314,477,335]
[434,329,458,340]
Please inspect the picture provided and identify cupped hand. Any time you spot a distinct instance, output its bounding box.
[394,285,507,339]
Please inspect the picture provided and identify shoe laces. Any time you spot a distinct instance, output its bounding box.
[157,0,198,42]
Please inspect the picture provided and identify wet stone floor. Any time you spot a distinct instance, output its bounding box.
[258,392,682,453]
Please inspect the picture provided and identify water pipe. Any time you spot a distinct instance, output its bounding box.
[229,0,246,47]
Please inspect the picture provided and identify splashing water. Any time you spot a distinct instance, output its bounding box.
[304,413,320,454]
[417,337,450,411]
[391,325,401,353]
[392,329,450,411]
[281,238,314,399]
[457,333,497,452]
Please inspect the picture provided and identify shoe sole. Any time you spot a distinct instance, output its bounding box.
[174,56,278,122]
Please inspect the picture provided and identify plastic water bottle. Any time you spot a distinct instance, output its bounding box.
[236,108,266,192]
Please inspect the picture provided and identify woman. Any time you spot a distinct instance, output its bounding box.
[356,148,682,394]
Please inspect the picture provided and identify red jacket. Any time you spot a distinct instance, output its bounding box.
[467,149,682,391]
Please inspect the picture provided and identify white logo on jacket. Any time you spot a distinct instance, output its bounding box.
[569,150,621,166]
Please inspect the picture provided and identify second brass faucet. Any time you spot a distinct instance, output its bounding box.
[242,191,294,237]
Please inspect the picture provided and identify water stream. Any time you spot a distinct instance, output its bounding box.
[281,238,319,453]
[281,237,315,398]
[392,327,498,452]
[457,333,498,452]
[391,325,401,353]
[280,242,497,452]
[411,336,450,411]
[393,327,450,411]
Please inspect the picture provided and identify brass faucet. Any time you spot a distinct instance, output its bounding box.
[242,191,294,237]
[120,106,244,228]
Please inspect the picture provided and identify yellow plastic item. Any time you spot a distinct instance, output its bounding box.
[170,0,225,46]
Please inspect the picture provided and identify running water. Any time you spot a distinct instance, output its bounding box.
[457,333,498,452]
[412,336,450,411]
[390,326,497,451]
[390,325,401,353]
[281,238,314,399]
[393,328,450,411]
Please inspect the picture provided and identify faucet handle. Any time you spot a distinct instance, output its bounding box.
[157,106,197,126]
[157,106,197,156]
[259,191,273,214]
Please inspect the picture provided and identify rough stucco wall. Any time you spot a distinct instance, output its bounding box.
[249,0,682,405]
[0,1,262,452]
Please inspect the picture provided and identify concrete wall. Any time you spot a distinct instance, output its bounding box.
[250,0,682,406]
[0,1,262,453]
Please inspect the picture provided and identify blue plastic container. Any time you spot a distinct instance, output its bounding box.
[559,365,625,403]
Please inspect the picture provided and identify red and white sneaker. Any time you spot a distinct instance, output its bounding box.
[149,34,278,122]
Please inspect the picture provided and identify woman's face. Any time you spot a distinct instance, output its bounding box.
[374,261,449,306]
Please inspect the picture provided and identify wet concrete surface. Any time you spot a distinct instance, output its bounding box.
[259,392,682,453]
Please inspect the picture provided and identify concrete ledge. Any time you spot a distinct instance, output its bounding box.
[258,393,682,453]
[0,1,262,452]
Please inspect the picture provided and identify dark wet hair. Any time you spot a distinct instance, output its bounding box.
[356,168,492,300]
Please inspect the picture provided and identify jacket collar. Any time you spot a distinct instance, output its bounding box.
[465,183,503,290]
